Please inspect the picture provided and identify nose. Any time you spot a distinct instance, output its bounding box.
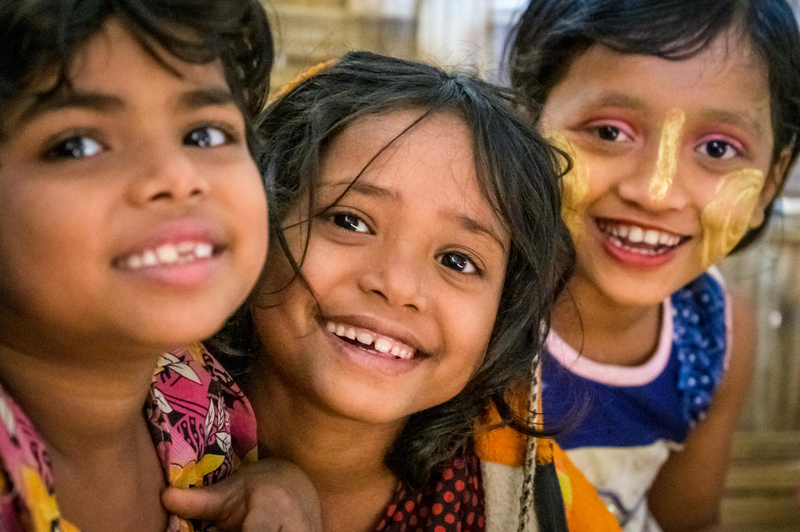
[126,143,210,206]
[356,239,429,312]
[618,112,690,212]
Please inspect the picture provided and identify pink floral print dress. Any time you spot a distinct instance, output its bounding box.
[0,343,257,532]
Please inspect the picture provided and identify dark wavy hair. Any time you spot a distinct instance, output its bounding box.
[210,51,575,488]
[0,0,273,145]
[508,0,800,251]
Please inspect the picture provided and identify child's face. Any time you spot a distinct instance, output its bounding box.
[252,109,510,426]
[0,19,267,355]
[540,33,788,307]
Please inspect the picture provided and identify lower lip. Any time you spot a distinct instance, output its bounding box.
[597,229,681,269]
[322,323,423,377]
[115,255,222,288]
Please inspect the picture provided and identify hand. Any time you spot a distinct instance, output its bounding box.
[162,458,323,532]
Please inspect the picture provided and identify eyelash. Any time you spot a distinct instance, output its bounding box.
[329,211,371,234]
[183,122,240,148]
[437,251,480,276]
[326,211,482,276]
[592,124,632,143]
[42,129,106,161]
[40,119,241,162]
[695,137,742,160]
[586,121,746,162]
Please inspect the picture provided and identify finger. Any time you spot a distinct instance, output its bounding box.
[241,512,316,532]
[161,483,243,524]
[241,488,322,532]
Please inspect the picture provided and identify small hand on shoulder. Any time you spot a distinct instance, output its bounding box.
[162,458,323,532]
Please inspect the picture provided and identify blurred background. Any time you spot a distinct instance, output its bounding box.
[263,1,800,529]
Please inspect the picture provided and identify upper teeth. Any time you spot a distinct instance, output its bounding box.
[121,241,214,270]
[325,320,416,360]
[599,221,681,247]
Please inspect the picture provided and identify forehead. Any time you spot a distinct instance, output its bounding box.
[320,108,506,233]
[74,19,226,93]
[2,18,228,128]
[545,30,772,135]
[322,108,478,191]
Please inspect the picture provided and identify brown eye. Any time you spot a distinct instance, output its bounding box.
[597,125,621,141]
[438,252,477,274]
[185,126,228,148]
[48,135,103,159]
[699,139,736,159]
[332,213,369,233]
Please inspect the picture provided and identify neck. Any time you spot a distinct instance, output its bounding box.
[245,357,403,531]
[552,276,663,366]
[0,336,159,462]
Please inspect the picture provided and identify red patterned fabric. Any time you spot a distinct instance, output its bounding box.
[373,446,485,532]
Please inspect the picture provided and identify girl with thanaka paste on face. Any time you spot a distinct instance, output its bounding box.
[162,51,622,532]
[0,1,284,530]
[479,0,800,531]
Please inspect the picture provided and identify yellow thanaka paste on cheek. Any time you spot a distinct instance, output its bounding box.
[699,168,764,268]
[549,133,591,242]
[649,109,687,202]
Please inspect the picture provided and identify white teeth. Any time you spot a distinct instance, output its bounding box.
[643,230,659,246]
[127,255,143,269]
[628,227,644,243]
[327,320,417,360]
[156,245,179,264]
[142,250,158,267]
[177,242,195,253]
[195,243,213,259]
[120,241,216,270]
[356,332,373,345]
[599,221,682,249]
[374,339,392,353]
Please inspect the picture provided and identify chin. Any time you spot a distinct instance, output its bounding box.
[601,278,675,308]
[323,389,417,426]
[122,309,230,351]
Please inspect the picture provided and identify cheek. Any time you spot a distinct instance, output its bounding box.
[221,164,269,251]
[562,161,592,243]
[698,168,765,268]
[444,291,500,374]
[0,179,107,325]
[548,133,592,243]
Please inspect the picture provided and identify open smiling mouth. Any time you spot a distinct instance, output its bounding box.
[114,241,224,270]
[596,218,688,257]
[325,320,419,360]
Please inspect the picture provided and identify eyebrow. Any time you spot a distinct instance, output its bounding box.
[18,91,125,126]
[17,86,236,128]
[177,87,237,111]
[698,108,763,139]
[582,92,650,114]
[320,179,400,201]
[447,211,507,253]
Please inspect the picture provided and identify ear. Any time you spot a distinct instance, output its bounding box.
[750,145,794,228]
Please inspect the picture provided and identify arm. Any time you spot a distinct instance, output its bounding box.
[162,457,322,532]
[646,291,756,531]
